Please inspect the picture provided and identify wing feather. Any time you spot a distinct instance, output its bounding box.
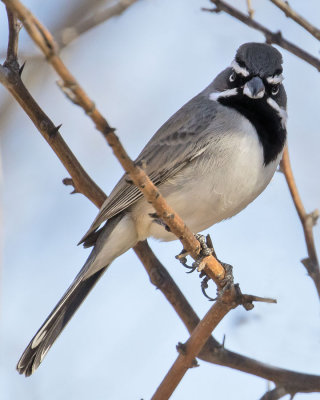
[79,91,218,245]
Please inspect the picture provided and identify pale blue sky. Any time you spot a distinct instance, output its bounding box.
[1,1,320,399]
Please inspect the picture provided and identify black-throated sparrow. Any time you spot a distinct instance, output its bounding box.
[17,42,287,376]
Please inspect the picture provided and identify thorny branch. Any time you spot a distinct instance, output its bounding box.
[280,147,320,299]
[3,59,318,397]
[2,0,320,398]
[204,0,320,72]
[59,0,138,47]
[270,0,320,41]
[2,0,227,287]
[259,386,287,400]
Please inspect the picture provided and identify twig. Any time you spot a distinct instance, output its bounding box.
[259,386,287,400]
[58,0,139,47]
[3,6,21,72]
[270,0,320,41]
[280,147,320,299]
[246,0,254,19]
[2,6,320,396]
[203,0,320,72]
[151,285,238,400]
[138,241,320,395]
[3,0,227,287]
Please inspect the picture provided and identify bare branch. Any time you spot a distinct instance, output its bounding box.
[136,243,320,395]
[3,0,227,287]
[3,6,21,72]
[152,285,239,400]
[246,0,254,19]
[280,147,320,299]
[203,0,320,72]
[58,0,139,47]
[1,5,320,395]
[259,386,287,400]
[270,0,320,41]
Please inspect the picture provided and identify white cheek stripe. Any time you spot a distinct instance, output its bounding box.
[267,97,287,128]
[267,74,284,84]
[209,88,238,101]
[231,60,249,77]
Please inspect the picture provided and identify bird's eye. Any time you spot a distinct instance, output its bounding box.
[229,72,236,82]
[271,85,279,96]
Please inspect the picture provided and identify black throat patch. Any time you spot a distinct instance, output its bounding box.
[218,93,287,165]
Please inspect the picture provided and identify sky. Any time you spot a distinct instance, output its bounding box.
[1,0,320,399]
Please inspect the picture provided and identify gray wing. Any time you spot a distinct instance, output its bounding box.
[80,85,220,244]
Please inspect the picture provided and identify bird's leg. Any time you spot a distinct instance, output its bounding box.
[193,234,234,300]
[176,233,216,273]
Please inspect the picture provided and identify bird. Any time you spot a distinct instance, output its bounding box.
[17,42,287,376]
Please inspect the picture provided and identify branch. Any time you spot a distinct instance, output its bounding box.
[152,286,237,400]
[1,5,320,396]
[270,0,320,41]
[246,0,254,19]
[280,147,320,299]
[58,0,139,47]
[259,386,287,400]
[2,0,227,287]
[203,0,320,72]
[3,5,21,72]
[137,241,320,396]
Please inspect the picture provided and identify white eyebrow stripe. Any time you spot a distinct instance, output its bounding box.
[267,74,284,84]
[209,88,238,101]
[231,60,250,77]
[267,97,287,128]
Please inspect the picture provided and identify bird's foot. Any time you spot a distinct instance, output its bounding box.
[175,249,196,273]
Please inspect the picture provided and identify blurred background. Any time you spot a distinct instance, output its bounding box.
[1,0,320,399]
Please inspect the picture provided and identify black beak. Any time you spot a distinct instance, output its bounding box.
[243,76,265,99]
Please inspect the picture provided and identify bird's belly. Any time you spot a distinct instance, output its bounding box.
[132,125,282,242]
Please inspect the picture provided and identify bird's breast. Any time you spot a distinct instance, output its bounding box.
[132,111,283,241]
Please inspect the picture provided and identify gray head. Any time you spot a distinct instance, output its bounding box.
[210,42,287,112]
[235,42,283,78]
[208,42,287,165]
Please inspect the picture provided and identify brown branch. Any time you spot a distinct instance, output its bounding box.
[259,386,287,400]
[280,147,320,299]
[3,5,21,72]
[1,6,320,396]
[58,0,139,47]
[204,0,320,72]
[137,241,320,396]
[246,0,254,19]
[152,286,238,400]
[3,0,227,287]
[270,0,320,41]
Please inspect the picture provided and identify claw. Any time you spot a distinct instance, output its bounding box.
[201,276,216,301]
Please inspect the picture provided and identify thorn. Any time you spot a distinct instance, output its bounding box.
[190,358,199,368]
[308,209,319,226]
[62,177,73,186]
[50,123,62,137]
[221,334,226,349]
[62,177,78,194]
[176,342,187,355]
[19,61,26,76]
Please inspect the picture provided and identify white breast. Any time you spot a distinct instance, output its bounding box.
[132,107,283,242]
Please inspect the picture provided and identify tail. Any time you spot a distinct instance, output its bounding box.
[17,213,138,376]
[16,266,107,376]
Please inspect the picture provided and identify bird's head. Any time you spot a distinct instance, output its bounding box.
[210,42,287,128]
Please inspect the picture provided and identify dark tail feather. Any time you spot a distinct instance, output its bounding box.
[16,266,108,377]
